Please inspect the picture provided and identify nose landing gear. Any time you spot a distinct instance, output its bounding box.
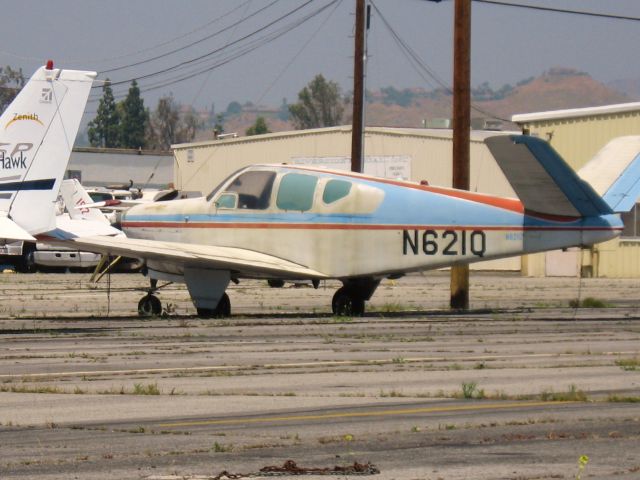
[331,277,380,316]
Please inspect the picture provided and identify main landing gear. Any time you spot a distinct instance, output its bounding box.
[196,293,231,318]
[138,278,163,316]
[331,278,380,317]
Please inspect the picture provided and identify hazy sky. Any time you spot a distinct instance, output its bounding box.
[1,0,638,116]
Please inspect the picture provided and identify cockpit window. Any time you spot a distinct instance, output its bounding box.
[276,173,318,212]
[323,179,352,204]
[222,170,275,210]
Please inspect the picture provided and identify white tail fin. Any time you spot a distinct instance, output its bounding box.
[60,178,110,224]
[577,136,640,213]
[0,64,96,235]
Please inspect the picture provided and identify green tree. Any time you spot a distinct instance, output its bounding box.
[226,101,242,115]
[289,74,344,129]
[0,66,24,112]
[87,80,120,147]
[245,116,271,136]
[119,80,148,149]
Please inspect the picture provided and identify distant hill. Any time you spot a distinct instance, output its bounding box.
[608,78,640,100]
[200,67,633,138]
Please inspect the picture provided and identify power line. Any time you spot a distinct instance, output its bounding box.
[99,0,280,74]
[96,0,315,87]
[371,1,510,122]
[472,0,640,22]
[87,0,340,105]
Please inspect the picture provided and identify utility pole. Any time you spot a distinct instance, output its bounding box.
[351,0,367,173]
[450,0,471,309]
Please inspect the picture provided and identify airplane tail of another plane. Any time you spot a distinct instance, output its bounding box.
[0,63,96,237]
[60,178,110,224]
[486,135,616,218]
[577,136,640,213]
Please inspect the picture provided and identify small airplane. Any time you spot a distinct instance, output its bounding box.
[11,64,638,316]
[0,62,96,242]
[31,119,640,317]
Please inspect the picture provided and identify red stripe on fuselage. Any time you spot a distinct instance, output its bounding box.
[121,221,620,232]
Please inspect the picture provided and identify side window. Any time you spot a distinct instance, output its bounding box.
[323,179,352,204]
[216,192,238,209]
[276,173,318,212]
[223,171,275,210]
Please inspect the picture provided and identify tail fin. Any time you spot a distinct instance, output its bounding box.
[60,178,110,224]
[577,136,640,213]
[0,64,96,235]
[485,135,612,217]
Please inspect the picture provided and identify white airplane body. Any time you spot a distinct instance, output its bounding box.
[12,64,638,316]
[36,133,640,317]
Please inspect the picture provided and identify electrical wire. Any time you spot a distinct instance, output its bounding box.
[254,0,344,106]
[97,0,315,86]
[99,0,281,74]
[87,0,340,104]
[189,0,255,106]
[473,0,640,22]
[371,0,511,122]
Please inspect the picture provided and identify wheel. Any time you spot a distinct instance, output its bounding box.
[332,287,365,316]
[267,279,285,288]
[197,293,231,318]
[19,250,37,273]
[138,294,162,316]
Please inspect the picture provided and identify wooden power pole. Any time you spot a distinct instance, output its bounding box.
[450,0,471,309]
[351,0,366,173]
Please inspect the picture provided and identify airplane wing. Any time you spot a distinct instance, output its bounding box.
[45,235,328,279]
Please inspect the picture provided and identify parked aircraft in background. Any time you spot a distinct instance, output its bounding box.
[33,129,640,317]
[0,62,95,242]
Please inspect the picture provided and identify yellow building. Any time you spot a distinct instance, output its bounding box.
[513,102,640,278]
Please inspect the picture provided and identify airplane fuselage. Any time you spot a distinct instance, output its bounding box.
[120,165,622,280]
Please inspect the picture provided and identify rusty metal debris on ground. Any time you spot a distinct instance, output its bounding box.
[208,460,380,479]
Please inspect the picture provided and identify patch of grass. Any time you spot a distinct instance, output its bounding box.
[606,394,640,403]
[132,382,160,395]
[569,297,609,308]
[212,441,232,453]
[379,302,405,313]
[459,382,485,399]
[540,384,587,402]
[615,357,640,371]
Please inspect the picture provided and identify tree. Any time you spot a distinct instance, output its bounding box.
[288,74,344,129]
[277,98,290,121]
[148,96,201,150]
[150,96,179,150]
[119,80,148,149]
[87,80,120,147]
[226,101,242,115]
[246,116,271,136]
[0,66,24,112]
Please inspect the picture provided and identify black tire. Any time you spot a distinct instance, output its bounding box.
[138,294,162,316]
[19,251,37,273]
[332,287,365,316]
[197,293,231,318]
[267,279,285,288]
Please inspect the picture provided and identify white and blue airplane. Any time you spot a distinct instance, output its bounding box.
[0,62,97,242]
[32,123,640,317]
[10,65,637,317]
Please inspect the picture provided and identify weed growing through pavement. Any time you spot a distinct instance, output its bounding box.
[132,382,160,395]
